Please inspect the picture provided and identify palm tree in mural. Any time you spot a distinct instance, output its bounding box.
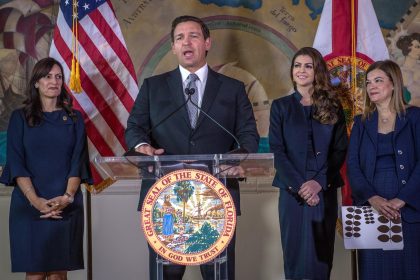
[173,181,194,223]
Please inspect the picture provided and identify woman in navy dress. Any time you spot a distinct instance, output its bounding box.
[0,58,91,280]
[347,60,420,280]
[269,47,348,279]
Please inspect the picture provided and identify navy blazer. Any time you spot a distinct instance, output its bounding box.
[347,107,420,223]
[125,67,259,214]
[269,92,348,192]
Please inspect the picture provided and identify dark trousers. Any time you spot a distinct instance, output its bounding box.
[148,232,236,280]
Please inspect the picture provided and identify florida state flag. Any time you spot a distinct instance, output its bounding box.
[313,0,389,206]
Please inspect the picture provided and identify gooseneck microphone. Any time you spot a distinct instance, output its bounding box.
[185,87,247,154]
[185,87,195,97]
[124,85,248,156]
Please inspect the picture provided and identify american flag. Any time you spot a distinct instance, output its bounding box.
[49,0,138,185]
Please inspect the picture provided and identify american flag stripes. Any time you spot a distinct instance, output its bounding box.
[49,0,138,185]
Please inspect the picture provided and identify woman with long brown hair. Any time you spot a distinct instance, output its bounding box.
[269,47,348,279]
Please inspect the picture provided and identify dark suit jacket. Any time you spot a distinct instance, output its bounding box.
[125,67,259,214]
[347,107,420,223]
[269,91,348,192]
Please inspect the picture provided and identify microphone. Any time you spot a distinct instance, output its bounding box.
[185,87,247,154]
[185,87,195,97]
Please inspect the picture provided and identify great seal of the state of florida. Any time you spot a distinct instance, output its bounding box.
[141,169,236,265]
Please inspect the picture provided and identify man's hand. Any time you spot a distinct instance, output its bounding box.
[219,165,245,177]
[135,144,165,173]
[136,144,164,156]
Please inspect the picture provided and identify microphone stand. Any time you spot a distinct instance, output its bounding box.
[185,88,246,154]
[185,88,249,175]
[123,93,194,178]
[124,95,192,157]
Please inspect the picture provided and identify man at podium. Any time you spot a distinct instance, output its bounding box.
[125,15,259,280]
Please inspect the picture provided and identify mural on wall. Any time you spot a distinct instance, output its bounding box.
[0,0,419,163]
[0,0,58,164]
[387,2,420,107]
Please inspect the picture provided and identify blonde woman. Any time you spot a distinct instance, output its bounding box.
[347,60,420,279]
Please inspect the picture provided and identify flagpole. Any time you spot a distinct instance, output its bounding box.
[350,1,358,279]
[86,190,93,280]
[351,0,357,118]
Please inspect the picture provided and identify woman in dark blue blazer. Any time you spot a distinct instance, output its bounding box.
[269,47,348,279]
[347,60,420,279]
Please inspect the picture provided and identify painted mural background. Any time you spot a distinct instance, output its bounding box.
[0,0,419,163]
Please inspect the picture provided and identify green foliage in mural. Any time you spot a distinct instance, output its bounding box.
[185,222,219,253]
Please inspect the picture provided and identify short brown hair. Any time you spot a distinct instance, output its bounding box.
[171,15,210,43]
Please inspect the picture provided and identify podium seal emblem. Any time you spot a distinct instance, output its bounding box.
[141,169,236,265]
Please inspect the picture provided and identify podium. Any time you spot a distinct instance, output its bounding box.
[93,153,274,280]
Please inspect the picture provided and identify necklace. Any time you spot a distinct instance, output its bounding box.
[379,110,395,124]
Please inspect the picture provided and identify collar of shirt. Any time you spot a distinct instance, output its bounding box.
[179,64,208,106]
